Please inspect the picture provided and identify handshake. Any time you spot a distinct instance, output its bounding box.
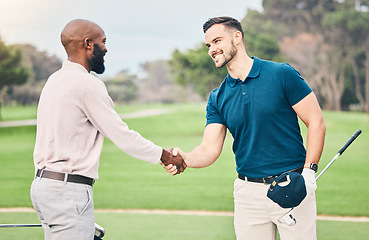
[160,148,186,175]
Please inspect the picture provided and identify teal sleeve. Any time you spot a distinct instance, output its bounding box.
[206,89,225,126]
[282,63,312,106]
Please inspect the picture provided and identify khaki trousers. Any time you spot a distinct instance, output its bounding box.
[233,178,317,240]
[30,177,95,240]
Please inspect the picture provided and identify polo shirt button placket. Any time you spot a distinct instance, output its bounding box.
[241,83,248,103]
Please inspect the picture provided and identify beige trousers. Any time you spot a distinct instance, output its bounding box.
[30,177,95,240]
[234,178,317,240]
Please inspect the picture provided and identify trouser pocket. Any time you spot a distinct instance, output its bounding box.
[76,185,92,216]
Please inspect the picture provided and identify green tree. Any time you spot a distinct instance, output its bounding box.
[169,44,227,100]
[323,2,369,112]
[0,39,29,120]
[257,0,369,112]
[241,10,284,61]
[14,44,61,83]
[261,0,336,35]
[8,44,62,105]
[105,70,138,104]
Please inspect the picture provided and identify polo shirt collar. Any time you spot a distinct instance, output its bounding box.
[226,73,239,88]
[226,56,261,88]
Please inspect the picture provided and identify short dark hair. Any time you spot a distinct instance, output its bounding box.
[203,16,244,39]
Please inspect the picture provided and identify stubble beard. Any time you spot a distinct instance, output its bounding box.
[215,41,237,69]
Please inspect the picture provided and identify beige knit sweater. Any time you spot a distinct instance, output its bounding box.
[33,61,162,179]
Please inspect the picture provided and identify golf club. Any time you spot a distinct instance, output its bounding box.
[278,129,362,226]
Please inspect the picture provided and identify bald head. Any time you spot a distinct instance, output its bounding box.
[61,19,104,55]
[60,19,107,73]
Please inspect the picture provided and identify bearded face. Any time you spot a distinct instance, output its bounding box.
[88,43,106,74]
[211,40,237,68]
[205,24,239,69]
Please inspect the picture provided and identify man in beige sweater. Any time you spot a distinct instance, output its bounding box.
[30,19,186,240]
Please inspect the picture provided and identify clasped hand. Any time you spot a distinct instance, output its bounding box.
[160,148,187,175]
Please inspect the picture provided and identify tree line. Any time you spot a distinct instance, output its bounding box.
[170,0,369,113]
[0,41,197,120]
[1,0,368,119]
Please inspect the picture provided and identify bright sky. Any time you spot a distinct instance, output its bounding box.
[0,0,262,77]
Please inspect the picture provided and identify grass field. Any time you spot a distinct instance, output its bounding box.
[1,212,369,240]
[0,103,368,239]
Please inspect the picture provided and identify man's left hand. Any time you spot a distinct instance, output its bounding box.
[301,168,317,195]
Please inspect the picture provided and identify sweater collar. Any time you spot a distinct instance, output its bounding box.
[63,60,89,73]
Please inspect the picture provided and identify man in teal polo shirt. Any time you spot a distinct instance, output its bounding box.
[164,16,326,240]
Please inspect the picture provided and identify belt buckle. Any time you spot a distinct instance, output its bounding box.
[263,176,276,185]
[40,169,45,178]
[262,178,268,185]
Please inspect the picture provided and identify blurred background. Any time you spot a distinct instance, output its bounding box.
[1,0,368,117]
[1,1,369,239]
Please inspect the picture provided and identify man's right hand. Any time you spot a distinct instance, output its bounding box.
[161,148,186,175]
[160,148,187,174]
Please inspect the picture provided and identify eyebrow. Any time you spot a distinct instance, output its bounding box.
[206,37,222,48]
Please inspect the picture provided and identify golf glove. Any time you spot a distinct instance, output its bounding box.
[301,168,317,195]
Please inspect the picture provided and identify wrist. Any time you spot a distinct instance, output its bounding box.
[304,162,318,173]
[160,149,170,165]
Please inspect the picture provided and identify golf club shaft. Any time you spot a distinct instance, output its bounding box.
[0,224,42,228]
[315,129,362,181]
[315,153,339,181]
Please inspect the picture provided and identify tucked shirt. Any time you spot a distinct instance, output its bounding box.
[206,57,312,178]
[33,60,162,179]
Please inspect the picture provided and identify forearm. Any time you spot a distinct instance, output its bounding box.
[84,87,162,164]
[292,92,326,167]
[178,123,226,168]
[304,117,326,166]
[184,145,220,168]
[302,120,325,195]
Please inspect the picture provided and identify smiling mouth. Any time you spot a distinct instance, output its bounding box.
[212,50,223,59]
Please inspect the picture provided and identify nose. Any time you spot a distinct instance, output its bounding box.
[208,47,214,57]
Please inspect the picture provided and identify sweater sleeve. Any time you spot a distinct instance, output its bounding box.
[81,76,162,164]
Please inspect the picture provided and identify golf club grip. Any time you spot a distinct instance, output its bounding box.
[338,129,362,155]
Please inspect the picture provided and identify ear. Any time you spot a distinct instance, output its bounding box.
[83,38,93,50]
[234,31,243,45]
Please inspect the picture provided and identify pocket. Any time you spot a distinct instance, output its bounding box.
[75,186,92,216]
[233,178,246,200]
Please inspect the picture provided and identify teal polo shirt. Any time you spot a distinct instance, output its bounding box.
[206,57,312,178]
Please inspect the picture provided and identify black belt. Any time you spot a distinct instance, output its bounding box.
[238,166,303,184]
[36,169,94,186]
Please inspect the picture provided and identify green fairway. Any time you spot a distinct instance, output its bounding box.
[0,103,369,239]
[0,104,368,215]
[0,105,38,121]
[1,212,369,240]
